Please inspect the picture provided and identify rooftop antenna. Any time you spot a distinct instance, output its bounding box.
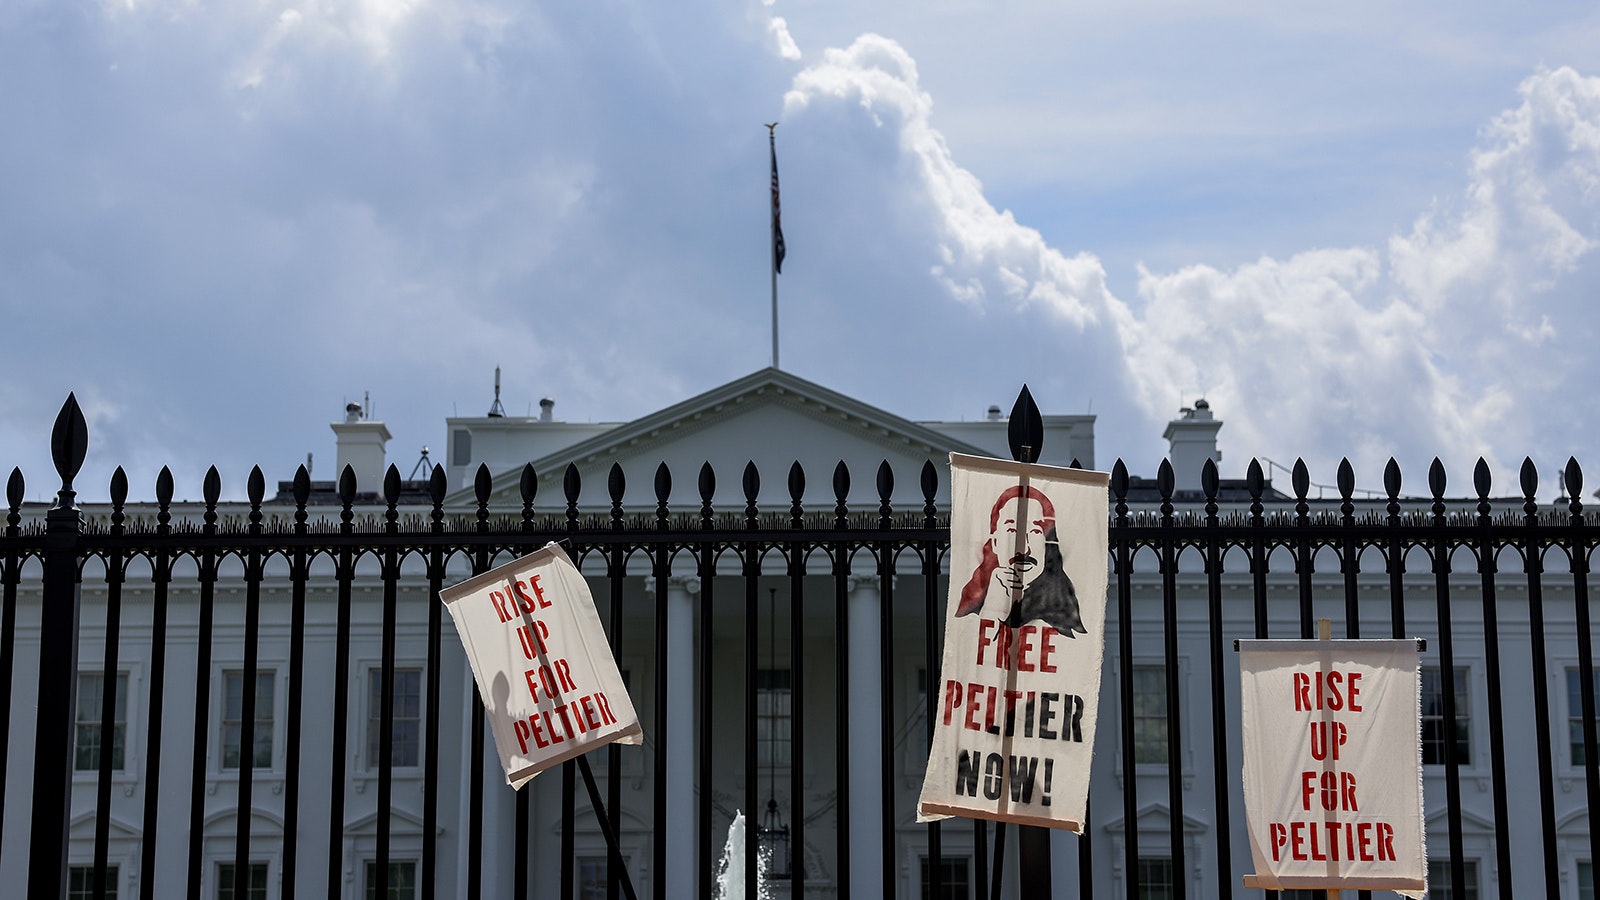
[410,446,434,480]
[364,390,371,420]
[488,366,506,418]
[306,452,313,476]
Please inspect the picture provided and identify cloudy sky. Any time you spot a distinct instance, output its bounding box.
[3,0,1598,503]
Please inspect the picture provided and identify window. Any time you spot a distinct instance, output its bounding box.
[1132,667,1168,764]
[364,861,417,900]
[1569,668,1599,765]
[216,862,268,900]
[1427,859,1478,900]
[75,672,128,772]
[69,865,117,900]
[222,671,274,770]
[1421,667,1469,765]
[578,857,606,900]
[756,669,792,767]
[368,668,422,769]
[1580,861,1593,900]
[919,856,970,900]
[450,430,471,467]
[1136,857,1173,900]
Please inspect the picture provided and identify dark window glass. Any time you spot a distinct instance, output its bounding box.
[364,860,417,900]
[1132,667,1168,764]
[75,672,127,772]
[216,862,268,900]
[1136,857,1173,900]
[919,856,970,900]
[1428,858,1479,900]
[368,668,422,768]
[222,671,274,770]
[1421,667,1470,765]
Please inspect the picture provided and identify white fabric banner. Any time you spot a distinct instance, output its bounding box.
[917,453,1109,832]
[1239,639,1426,896]
[440,543,641,789]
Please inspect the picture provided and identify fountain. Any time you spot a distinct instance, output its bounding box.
[712,810,769,900]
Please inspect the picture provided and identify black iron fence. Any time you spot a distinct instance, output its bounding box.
[2,395,1597,899]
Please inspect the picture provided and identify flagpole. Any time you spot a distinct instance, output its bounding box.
[767,122,781,370]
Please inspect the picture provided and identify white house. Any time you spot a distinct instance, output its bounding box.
[0,367,1590,899]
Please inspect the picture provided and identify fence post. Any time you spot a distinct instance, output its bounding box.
[1007,386,1053,900]
[28,395,87,900]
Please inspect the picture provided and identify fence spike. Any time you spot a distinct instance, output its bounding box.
[699,462,715,530]
[1007,385,1043,463]
[521,464,538,527]
[743,461,760,529]
[876,460,893,528]
[50,393,88,498]
[833,461,850,529]
[789,461,805,528]
[655,462,671,530]
[609,463,626,529]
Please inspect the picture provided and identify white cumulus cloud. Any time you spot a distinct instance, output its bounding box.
[786,39,1600,493]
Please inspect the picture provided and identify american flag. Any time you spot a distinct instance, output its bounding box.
[770,135,786,274]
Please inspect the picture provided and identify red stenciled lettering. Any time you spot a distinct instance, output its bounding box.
[1038,626,1059,673]
[596,692,618,725]
[529,712,550,749]
[1357,822,1373,861]
[489,590,514,624]
[554,658,577,692]
[541,709,563,744]
[965,682,983,731]
[976,619,995,665]
[1294,672,1311,710]
[1016,626,1037,672]
[942,680,962,725]
[512,579,537,614]
[528,574,550,607]
[1379,823,1395,861]
[581,696,601,731]
[1270,823,1287,862]
[1348,671,1363,711]
[514,719,531,754]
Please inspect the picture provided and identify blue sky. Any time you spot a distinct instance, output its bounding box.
[3,0,1598,502]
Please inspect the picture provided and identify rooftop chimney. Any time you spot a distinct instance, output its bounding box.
[331,400,392,494]
[539,397,554,423]
[1162,398,1222,493]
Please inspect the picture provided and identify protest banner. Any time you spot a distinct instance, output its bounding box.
[917,452,1109,832]
[440,543,641,789]
[1239,636,1426,896]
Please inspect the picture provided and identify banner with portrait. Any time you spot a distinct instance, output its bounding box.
[917,453,1109,831]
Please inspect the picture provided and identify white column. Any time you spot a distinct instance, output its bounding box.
[665,576,698,896]
[847,574,884,896]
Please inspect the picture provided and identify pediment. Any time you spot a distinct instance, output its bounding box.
[1103,802,1210,835]
[447,369,991,513]
[69,810,141,840]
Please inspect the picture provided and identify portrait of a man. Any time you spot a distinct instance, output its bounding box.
[953,484,1087,637]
